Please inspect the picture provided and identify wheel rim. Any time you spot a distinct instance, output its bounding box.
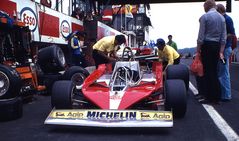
[57,49,66,66]
[0,71,10,97]
[71,73,86,87]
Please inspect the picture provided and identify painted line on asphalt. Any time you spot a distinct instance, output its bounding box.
[189,82,239,141]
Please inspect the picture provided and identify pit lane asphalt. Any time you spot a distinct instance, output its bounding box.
[0,58,239,141]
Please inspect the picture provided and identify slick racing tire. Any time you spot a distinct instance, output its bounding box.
[51,80,74,109]
[62,66,89,88]
[0,64,22,99]
[42,73,62,95]
[164,79,187,118]
[0,97,23,121]
[165,64,189,91]
[37,45,66,73]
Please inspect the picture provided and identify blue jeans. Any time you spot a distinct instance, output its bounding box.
[218,47,232,100]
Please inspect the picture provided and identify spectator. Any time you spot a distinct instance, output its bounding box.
[217,3,235,102]
[92,35,126,68]
[69,31,87,67]
[71,7,85,20]
[196,0,226,104]
[167,35,178,51]
[156,38,180,69]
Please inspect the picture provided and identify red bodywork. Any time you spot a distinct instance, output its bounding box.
[82,62,163,110]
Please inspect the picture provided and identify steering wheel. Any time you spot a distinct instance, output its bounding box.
[116,66,133,81]
[121,47,135,61]
[114,66,140,85]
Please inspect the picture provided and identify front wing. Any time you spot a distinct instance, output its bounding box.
[44,109,173,127]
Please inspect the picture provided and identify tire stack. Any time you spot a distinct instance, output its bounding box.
[0,64,23,121]
[37,45,66,74]
[37,45,66,94]
[37,45,90,95]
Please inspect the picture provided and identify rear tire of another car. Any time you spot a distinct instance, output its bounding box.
[51,80,74,109]
[165,64,189,91]
[164,79,187,118]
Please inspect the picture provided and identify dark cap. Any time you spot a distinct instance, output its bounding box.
[156,38,165,46]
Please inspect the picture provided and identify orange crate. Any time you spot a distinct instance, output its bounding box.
[19,72,33,79]
[16,67,31,73]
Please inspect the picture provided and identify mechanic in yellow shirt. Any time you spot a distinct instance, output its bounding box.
[92,35,126,67]
[156,38,180,68]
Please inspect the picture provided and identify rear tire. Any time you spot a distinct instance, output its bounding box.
[164,79,187,118]
[51,80,74,109]
[0,97,23,121]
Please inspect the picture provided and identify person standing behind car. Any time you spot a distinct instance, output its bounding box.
[217,3,235,102]
[167,35,178,51]
[92,35,126,68]
[156,38,180,69]
[70,31,87,67]
[196,0,226,104]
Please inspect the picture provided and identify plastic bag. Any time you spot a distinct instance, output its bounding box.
[190,53,204,76]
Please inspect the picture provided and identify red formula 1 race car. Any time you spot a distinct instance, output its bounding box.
[45,48,189,127]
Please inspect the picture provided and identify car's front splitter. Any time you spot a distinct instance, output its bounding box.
[44,109,173,127]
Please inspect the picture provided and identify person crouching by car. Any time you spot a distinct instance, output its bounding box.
[156,38,180,69]
[92,35,126,68]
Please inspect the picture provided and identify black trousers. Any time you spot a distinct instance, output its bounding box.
[92,50,110,68]
[201,41,221,101]
[162,57,180,70]
[196,76,206,96]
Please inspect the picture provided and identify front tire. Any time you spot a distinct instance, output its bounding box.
[164,79,187,118]
[51,80,74,109]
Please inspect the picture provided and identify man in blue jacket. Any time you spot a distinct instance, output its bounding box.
[217,4,236,102]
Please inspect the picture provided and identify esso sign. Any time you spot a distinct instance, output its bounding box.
[20,7,37,32]
[60,20,70,38]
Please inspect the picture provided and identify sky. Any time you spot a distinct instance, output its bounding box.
[148,1,239,49]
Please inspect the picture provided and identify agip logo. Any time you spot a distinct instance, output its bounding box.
[60,20,70,38]
[20,7,38,32]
